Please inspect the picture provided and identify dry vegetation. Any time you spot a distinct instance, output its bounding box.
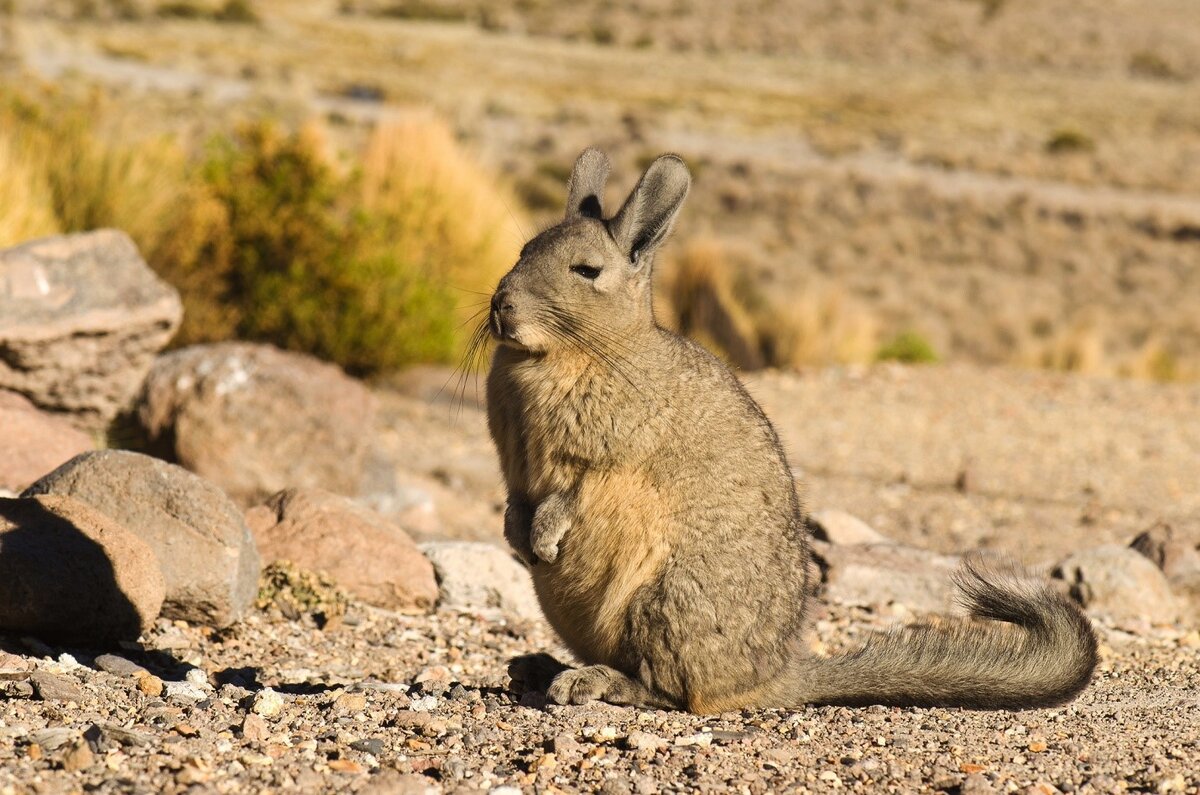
[1,0,1198,379]
[0,87,521,374]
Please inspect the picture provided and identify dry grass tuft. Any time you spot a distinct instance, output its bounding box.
[655,239,764,369]
[360,117,522,301]
[656,238,880,370]
[0,132,61,246]
[0,90,522,375]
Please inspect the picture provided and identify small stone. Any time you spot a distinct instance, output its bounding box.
[174,723,200,738]
[5,680,34,698]
[420,541,542,620]
[29,727,80,751]
[241,713,271,742]
[350,738,385,756]
[184,668,211,690]
[0,651,31,680]
[333,692,367,713]
[409,695,438,712]
[553,733,583,756]
[673,732,712,747]
[625,731,667,752]
[328,758,366,774]
[56,652,82,669]
[962,773,998,795]
[252,687,285,717]
[763,748,800,763]
[165,681,207,703]
[61,740,95,772]
[1027,740,1048,753]
[529,752,556,772]
[30,670,84,702]
[94,723,151,747]
[94,654,146,677]
[137,674,164,697]
[818,771,842,787]
[1158,774,1188,793]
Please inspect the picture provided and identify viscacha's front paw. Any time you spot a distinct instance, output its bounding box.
[530,493,571,563]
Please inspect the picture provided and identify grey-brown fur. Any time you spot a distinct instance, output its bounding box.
[484,148,1098,713]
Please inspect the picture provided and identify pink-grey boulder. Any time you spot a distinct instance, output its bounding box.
[0,494,165,643]
[0,390,94,492]
[246,488,438,613]
[135,343,377,506]
[0,230,181,432]
[23,450,260,627]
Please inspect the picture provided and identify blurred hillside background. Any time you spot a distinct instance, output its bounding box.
[2,0,1199,380]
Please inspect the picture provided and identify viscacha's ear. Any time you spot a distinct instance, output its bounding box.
[608,154,691,270]
[565,147,611,220]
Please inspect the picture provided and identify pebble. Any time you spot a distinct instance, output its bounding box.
[333,692,367,713]
[184,668,211,690]
[30,670,84,702]
[241,714,271,742]
[673,732,713,747]
[165,681,207,703]
[137,674,164,697]
[625,731,667,751]
[5,680,34,698]
[409,695,439,712]
[94,654,147,677]
[252,688,285,717]
[350,738,385,756]
[0,651,32,680]
[29,728,80,751]
[553,732,583,756]
[93,723,152,747]
[61,740,95,772]
[328,758,366,774]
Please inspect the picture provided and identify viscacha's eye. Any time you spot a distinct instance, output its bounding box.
[570,263,602,280]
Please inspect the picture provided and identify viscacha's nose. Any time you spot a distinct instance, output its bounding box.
[491,291,514,315]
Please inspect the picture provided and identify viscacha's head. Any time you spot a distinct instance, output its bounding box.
[488,148,691,352]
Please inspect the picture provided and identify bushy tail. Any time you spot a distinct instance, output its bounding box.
[777,557,1099,709]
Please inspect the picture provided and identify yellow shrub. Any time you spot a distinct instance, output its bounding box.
[359,117,523,301]
[0,128,61,246]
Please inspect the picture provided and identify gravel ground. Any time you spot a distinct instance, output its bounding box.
[1,601,1198,794]
[3,363,1198,793]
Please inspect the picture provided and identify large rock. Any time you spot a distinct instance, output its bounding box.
[0,231,182,432]
[135,343,377,505]
[1170,572,1200,627]
[0,494,165,643]
[1129,521,1200,580]
[813,541,962,613]
[22,450,260,627]
[0,390,94,492]
[1129,523,1200,628]
[419,541,542,620]
[246,488,438,613]
[1052,545,1178,625]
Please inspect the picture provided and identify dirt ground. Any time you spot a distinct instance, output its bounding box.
[2,362,1199,793]
[2,598,1198,795]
